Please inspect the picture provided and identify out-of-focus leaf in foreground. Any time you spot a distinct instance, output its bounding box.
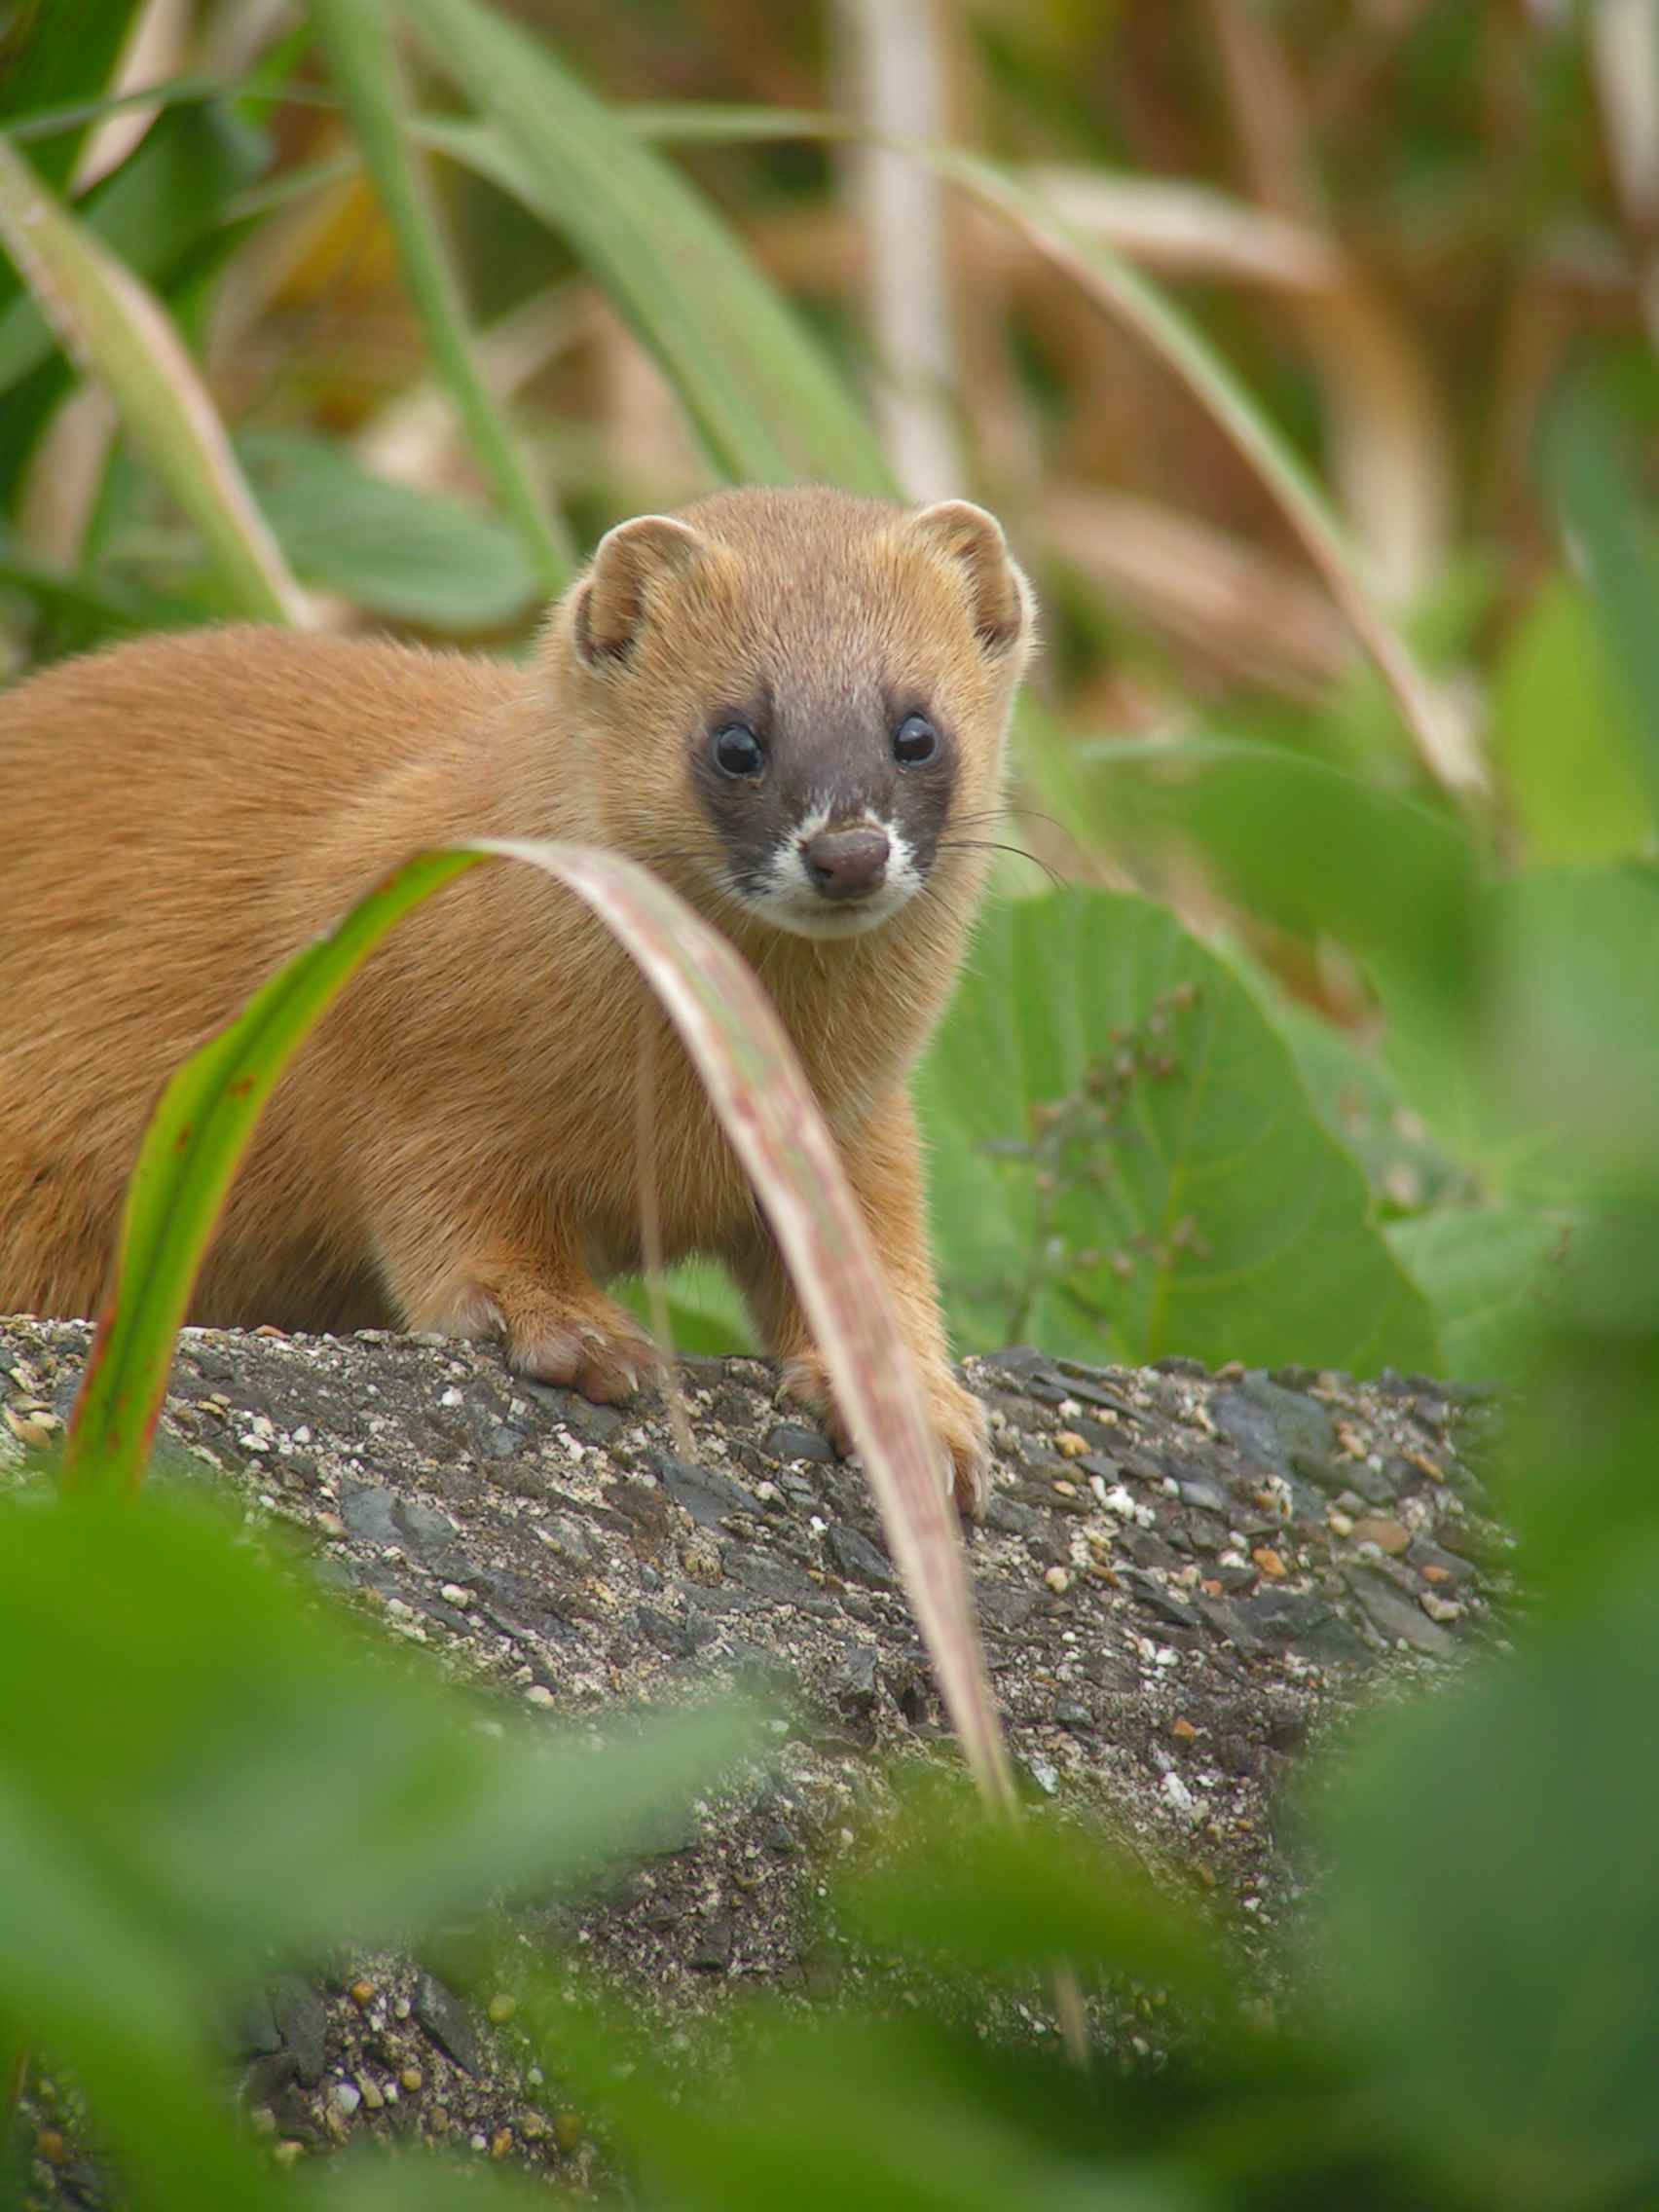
[0,1489,751,2212]
[1491,574,1655,866]
[1321,1570,1659,2212]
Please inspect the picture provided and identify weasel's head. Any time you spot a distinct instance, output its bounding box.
[551,487,1035,941]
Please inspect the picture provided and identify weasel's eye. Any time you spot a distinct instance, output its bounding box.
[712,722,765,778]
[893,713,939,766]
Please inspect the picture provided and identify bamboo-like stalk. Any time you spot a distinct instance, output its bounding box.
[836,0,964,500]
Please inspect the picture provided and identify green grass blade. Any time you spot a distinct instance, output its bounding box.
[396,0,894,495]
[64,851,481,1490]
[64,839,1014,1820]
[309,0,573,593]
[0,136,307,622]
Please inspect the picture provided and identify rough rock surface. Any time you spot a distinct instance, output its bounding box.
[1,1317,1505,2200]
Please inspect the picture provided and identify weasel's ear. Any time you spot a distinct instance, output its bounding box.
[906,498,1032,661]
[571,514,704,667]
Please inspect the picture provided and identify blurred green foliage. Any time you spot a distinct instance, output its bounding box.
[4,1,1659,2206]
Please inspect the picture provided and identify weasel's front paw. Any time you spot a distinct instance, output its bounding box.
[778,1354,992,1520]
[502,1290,658,1405]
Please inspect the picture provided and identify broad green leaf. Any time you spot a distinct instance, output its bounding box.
[1491,573,1654,865]
[538,1999,1207,2212]
[1386,1205,1570,1382]
[615,1261,756,1356]
[842,1776,1232,2006]
[1079,735,1477,991]
[299,2162,566,2209]
[309,0,572,593]
[0,542,202,640]
[397,8,894,495]
[918,890,1441,1375]
[0,1490,748,2212]
[1384,866,1659,1206]
[239,427,542,629]
[1322,1572,1659,2209]
[1263,990,1463,1217]
[0,136,306,623]
[0,1497,751,1966]
[1547,387,1659,818]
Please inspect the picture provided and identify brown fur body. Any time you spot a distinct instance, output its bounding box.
[0,488,1033,1509]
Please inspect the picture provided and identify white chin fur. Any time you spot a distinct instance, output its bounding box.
[735,815,925,940]
[739,883,916,939]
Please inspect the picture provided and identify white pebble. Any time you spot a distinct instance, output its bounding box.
[1161,1772,1198,1820]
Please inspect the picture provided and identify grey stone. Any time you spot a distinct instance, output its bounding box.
[1120,1568,1200,1630]
[1345,1566,1457,1657]
[827,1522,895,1589]
[339,1481,400,1546]
[762,1422,837,1463]
[1178,1475,1232,1516]
[1210,1378,1336,1481]
[395,1498,459,1553]
[984,1494,1040,1537]
[689,1911,735,1973]
[1240,1589,1370,1667]
[413,1971,480,2075]
[652,1452,761,1530]
[267,1973,327,2086]
[827,1641,879,1713]
[222,1987,282,2059]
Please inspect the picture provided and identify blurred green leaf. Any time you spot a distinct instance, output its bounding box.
[552,2002,1212,2212]
[297,2158,566,2209]
[309,0,572,594]
[0,1496,752,1964]
[398,11,894,494]
[0,1492,749,2211]
[842,1778,1233,2006]
[1492,574,1654,865]
[1322,1569,1659,2209]
[918,890,1441,1375]
[1384,867,1659,1206]
[1547,387,1659,819]
[614,1260,756,1356]
[1385,1205,1570,1382]
[1081,737,1477,991]
[239,428,542,629]
[1263,991,1462,1218]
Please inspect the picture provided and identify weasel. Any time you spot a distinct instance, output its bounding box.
[0,486,1034,1512]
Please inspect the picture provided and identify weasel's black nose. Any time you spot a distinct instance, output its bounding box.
[802,825,890,901]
